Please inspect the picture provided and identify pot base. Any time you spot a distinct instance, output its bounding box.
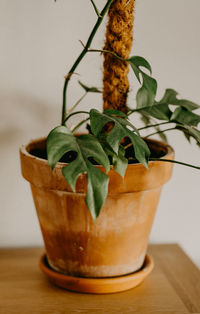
[39,254,154,294]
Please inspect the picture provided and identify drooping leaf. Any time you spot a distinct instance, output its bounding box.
[139,110,151,126]
[84,163,108,221]
[90,109,150,168]
[182,130,192,143]
[134,87,199,118]
[130,133,150,168]
[128,56,157,108]
[99,135,128,179]
[160,89,178,103]
[47,126,73,169]
[160,89,200,111]
[136,73,157,108]
[104,108,127,118]
[91,109,139,138]
[113,145,128,179]
[141,103,172,121]
[175,99,200,111]
[112,114,140,136]
[176,124,200,146]
[128,56,152,82]
[171,107,200,126]
[78,80,102,93]
[131,88,199,123]
[136,86,149,109]
[154,126,168,143]
[139,111,168,143]
[46,126,110,221]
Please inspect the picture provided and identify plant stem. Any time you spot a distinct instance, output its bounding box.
[127,106,157,116]
[88,48,126,61]
[145,127,176,138]
[67,92,88,115]
[61,0,113,125]
[90,0,102,17]
[64,110,89,123]
[72,117,90,133]
[138,121,171,131]
[149,158,200,170]
[128,108,142,115]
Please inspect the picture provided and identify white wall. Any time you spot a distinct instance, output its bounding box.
[0,0,199,266]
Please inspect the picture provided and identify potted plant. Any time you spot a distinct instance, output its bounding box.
[20,0,200,294]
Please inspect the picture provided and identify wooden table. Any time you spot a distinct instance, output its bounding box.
[0,244,200,314]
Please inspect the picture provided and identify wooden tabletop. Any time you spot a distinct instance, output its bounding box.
[0,244,200,314]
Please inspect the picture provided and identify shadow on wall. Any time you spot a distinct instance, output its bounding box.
[0,92,60,246]
[0,92,59,149]
[0,91,90,150]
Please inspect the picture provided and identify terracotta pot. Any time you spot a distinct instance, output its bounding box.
[20,137,174,278]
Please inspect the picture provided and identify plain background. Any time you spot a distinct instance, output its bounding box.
[0,0,199,266]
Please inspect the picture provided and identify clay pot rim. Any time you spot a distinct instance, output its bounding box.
[20,136,174,169]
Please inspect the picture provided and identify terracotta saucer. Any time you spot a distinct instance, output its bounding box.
[39,254,154,294]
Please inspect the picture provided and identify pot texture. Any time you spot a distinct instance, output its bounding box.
[20,138,174,277]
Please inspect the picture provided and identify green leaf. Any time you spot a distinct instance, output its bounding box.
[171,107,200,126]
[154,126,168,143]
[113,145,128,179]
[90,109,150,168]
[142,103,172,121]
[136,73,157,108]
[132,88,199,122]
[130,101,172,122]
[92,109,139,137]
[47,126,72,169]
[176,124,200,146]
[160,89,200,111]
[139,111,151,126]
[99,135,128,179]
[139,112,168,143]
[136,86,149,108]
[104,108,127,118]
[47,126,110,221]
[175,99,200,111]
[128,56,152,81]
[128,56,157,108]
[84,164,108,221]
[78,80,101,93]
[182,130,191,143]
[130,133,150,168]
[160,89,178,103]
[114,116,140,136]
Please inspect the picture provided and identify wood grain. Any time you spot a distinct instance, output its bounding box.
[150,244,200,313]
[0,244,199,313]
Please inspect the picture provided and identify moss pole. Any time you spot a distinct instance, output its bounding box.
[103,0,135,113]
